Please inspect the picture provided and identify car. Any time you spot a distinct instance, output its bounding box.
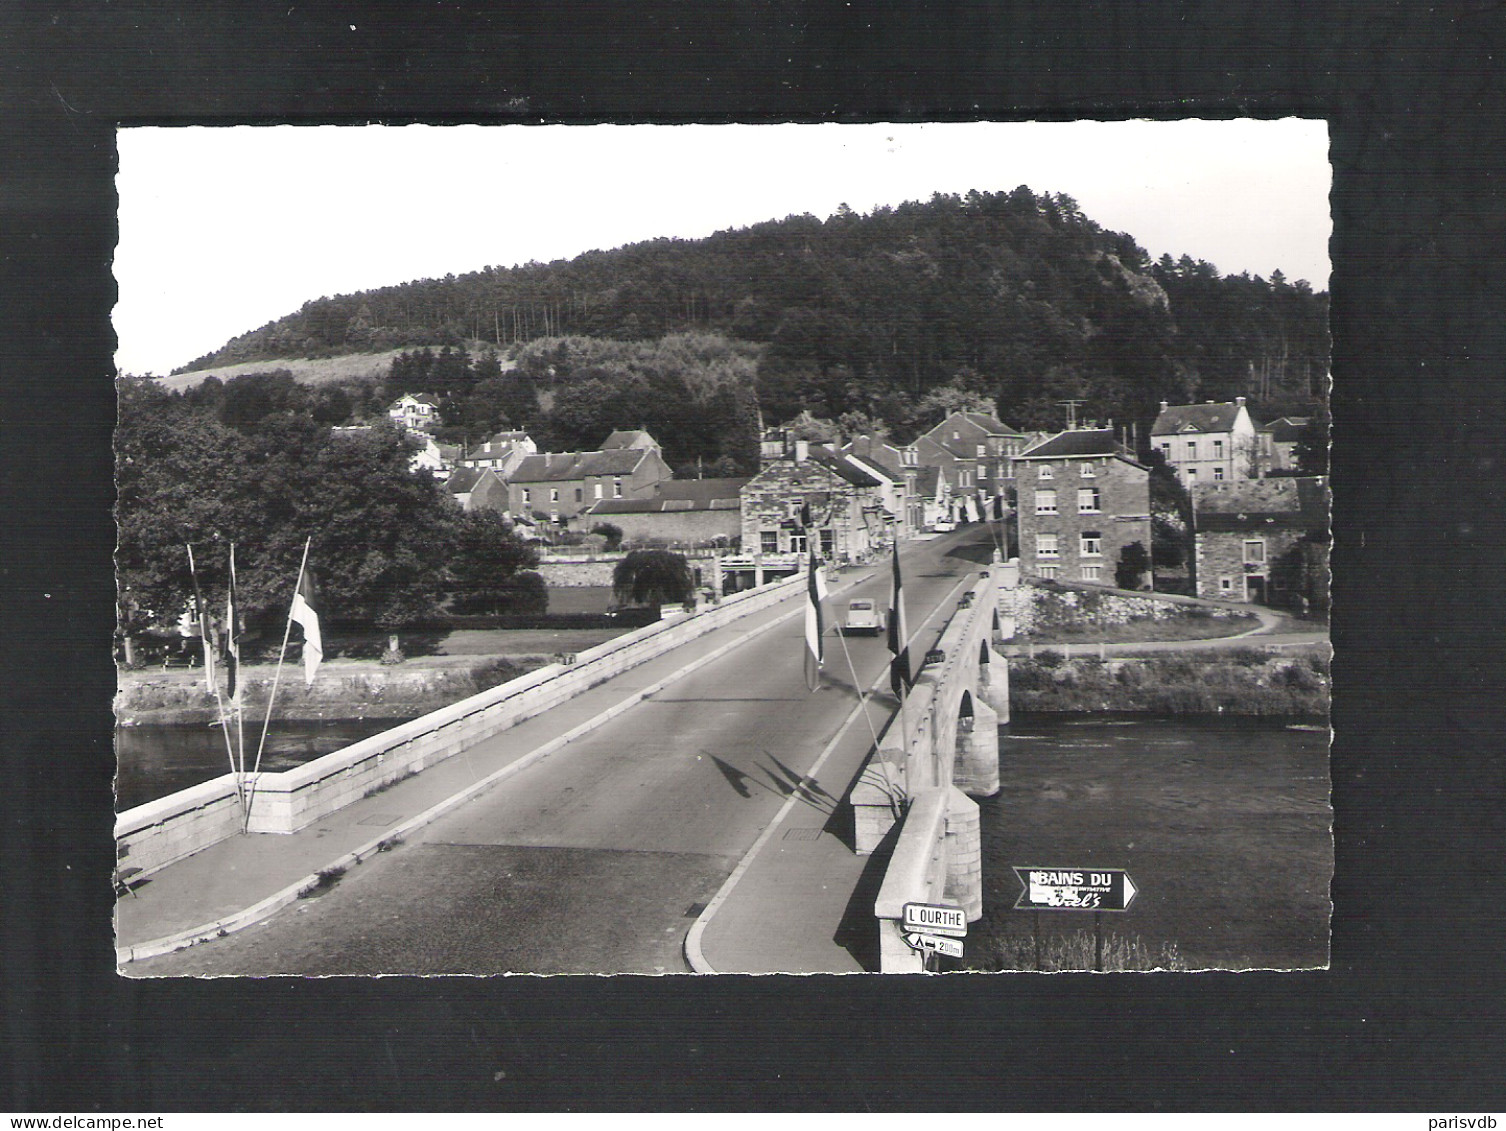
[931,518,956,533]
[843,599,885,635]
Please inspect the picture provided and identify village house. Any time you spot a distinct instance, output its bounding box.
[739,439,891,566]
[1012,428,1153,587]
[1192,476,1329,609]
[1257,416,1311,475]
[586,477,749,546]
[506,433,672,525]
[915,410,1030,512]
[387,393,441,433]
[457,430,537,476]
[1151,397,1259,488]
[839,433,919,540]
[913,465,952,530]
[445,466,511,513]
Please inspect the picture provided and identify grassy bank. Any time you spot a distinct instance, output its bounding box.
[1009,648,1330,716]
[1019,611,1260,645]
[116,655,545,726]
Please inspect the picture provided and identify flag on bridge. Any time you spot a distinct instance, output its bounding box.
[186,543,216,688]
[290,563,323,688]
[224,543,242,706]
[888,544,911,699]
[804,545,827,690]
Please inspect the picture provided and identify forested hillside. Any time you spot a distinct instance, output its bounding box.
[177,187,1328,448]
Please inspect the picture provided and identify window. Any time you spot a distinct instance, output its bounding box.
[1078,487,1101,514]
[522,488,531,506]
[1187,441,1198,459]
[575,487,583,502]
[550,488,560,504]
[1186,468,1198,482]
[1080,461,1096,477]
[820,529,835,556]
[952,430,960,440]
[1213,439,1225,458]
[760,530,779,554]
[1037,564,1058,580]
[1036,533,1059,558]
[978,463,987,479]
[789,530,807,554]
[1213,466,1225,481]
[1080,531,1102,557]
[1038,463,1054,480]
[1244,539,1266,564]
[959,470,971,488]
[976,444,986,457]
[1080,564,1101,581]
[613,477,624,498]
[594,483,603,500]
[1220,577,1234,593]
[1035,489,1058,515]
[1159,443,1171,458]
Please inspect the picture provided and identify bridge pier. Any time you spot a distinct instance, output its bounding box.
[954,696,999,798]
[943,786,983,922]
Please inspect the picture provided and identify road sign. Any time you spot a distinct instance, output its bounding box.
[904,931,964,958]
[902,902,968,937]
[1012,867,1138,912]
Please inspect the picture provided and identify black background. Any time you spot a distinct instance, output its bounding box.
[3,0,1503,1112]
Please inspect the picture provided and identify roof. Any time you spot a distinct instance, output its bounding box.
[1195,477,1329,533]
[1015,429,1131,461]
[652,478,750,505]
[1260,416,1310,442]
[840,436,905,479]
[446,467,487,494]
[958,410,1023,436]
[1151,401,1247,436]
[390,393,438,408]
[809,450,882,488]
[915,466,944,496]
[510,449,648,483]
[601,429,656,450]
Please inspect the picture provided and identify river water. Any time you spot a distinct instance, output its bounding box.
[968,712,1332,971]
[114,717,414,811]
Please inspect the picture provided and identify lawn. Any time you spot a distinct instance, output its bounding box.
[1021,612,1259,645]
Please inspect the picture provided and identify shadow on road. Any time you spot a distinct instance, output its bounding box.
[830,819,901,973]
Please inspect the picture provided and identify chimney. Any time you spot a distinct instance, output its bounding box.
[794,439,809,462]
[1160,400,1168,412]
[1235,396,1246,407]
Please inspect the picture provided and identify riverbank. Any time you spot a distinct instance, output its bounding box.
[1008,648,1330,717]
[115,655,547,726]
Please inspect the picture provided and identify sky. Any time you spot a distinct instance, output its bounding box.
[114,120,1331,376]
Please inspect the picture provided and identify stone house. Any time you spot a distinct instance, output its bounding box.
[586,477,748,546]
[1151,397,1259,488]
[839,434,918,540]
[445,466,510,513]
[740,443,890,564]
[1012,428,1152,587]
[916,410,1030,508]
[1192,476,1329,607]
[507,441,672,525]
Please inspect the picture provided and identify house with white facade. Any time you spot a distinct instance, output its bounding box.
[1150,398,1259,489]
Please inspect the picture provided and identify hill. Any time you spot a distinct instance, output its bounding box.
[175,187,1329,437]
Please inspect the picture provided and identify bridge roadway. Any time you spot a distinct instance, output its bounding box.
[129,528,998,975]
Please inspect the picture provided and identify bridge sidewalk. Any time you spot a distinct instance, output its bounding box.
[116,577,851,961]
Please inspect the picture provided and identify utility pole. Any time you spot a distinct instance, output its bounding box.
[1056,399,1086,431]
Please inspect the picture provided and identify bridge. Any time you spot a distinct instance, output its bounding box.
[116,530,1016,973]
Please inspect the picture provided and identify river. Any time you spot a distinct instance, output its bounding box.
[114,717,415,811]
[966,712,1332,972]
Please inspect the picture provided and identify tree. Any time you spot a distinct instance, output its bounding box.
[613,550,693,608]
[590,522,623,550]
[447,509,543,614]
[1115,541,1151,590]
[1294,404,1330,476]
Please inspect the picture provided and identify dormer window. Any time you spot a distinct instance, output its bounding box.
[1038,464,1054,480]
[1080,461,1096,478]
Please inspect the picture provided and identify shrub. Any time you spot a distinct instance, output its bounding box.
[1034,649,1065,669]
[590,522,623,550]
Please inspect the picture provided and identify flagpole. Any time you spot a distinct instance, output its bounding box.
[245,537,312,829]
[229,543,246,815]
[189,543,243,808]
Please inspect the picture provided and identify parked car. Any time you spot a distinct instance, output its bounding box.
[932,518,956,533]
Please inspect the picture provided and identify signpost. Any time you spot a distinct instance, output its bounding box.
[1011,867,1138,912]
[901,902,967,965]
[1011,867,1139,972]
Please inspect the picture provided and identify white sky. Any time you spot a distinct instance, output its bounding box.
[114,120,1331,376]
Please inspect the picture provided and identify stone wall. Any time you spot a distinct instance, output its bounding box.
[1008,580,1249,637]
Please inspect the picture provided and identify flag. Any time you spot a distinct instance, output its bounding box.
[290,564,323,688]
[888,544,911,698]
[186,544,216,688]
[803,546,827,689]
[225,544,241,705]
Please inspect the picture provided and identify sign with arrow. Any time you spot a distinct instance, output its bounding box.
[904,931,964,958]
[1012,867,1138,912]
[902,902,968,937]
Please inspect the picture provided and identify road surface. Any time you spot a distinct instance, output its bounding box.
[131,529,998,975]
